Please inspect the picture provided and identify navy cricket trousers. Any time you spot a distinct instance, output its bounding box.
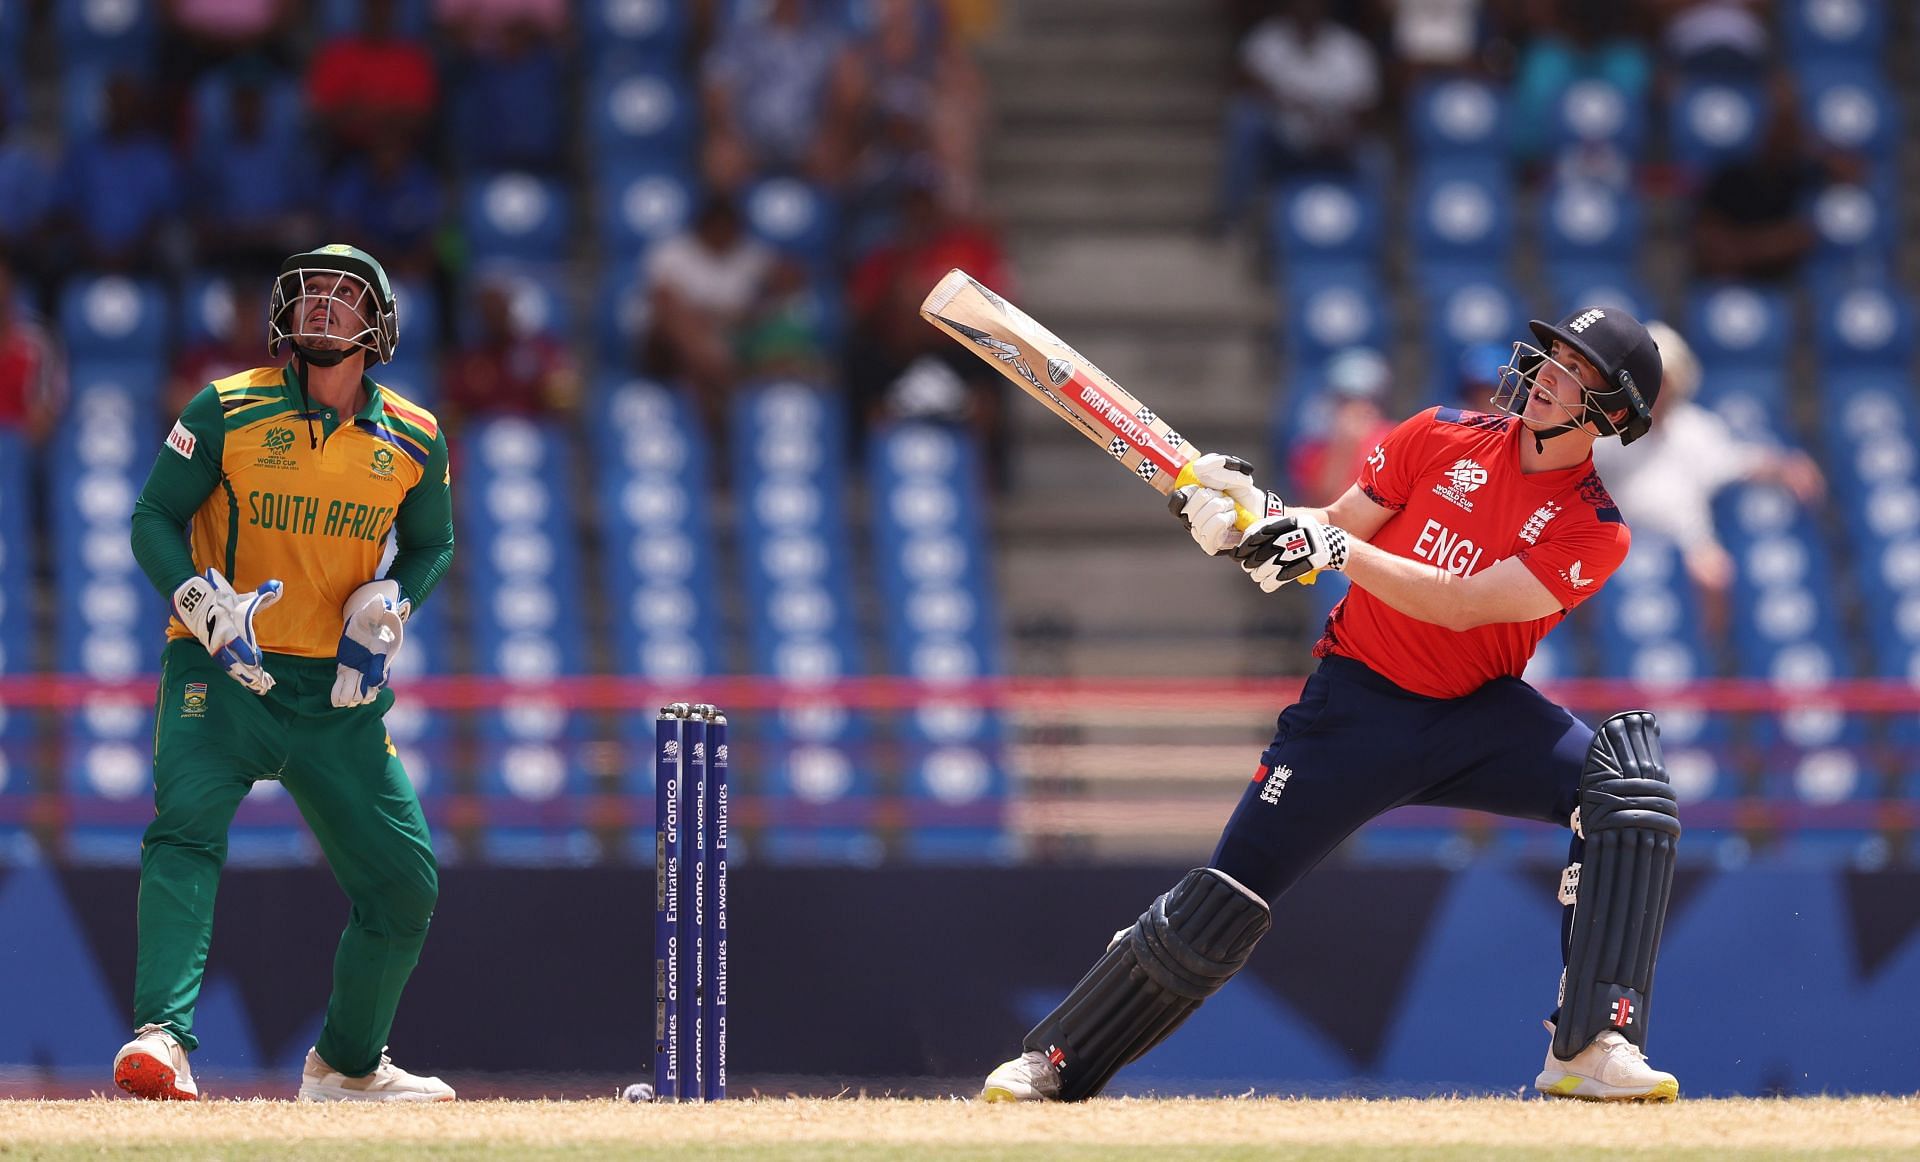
[1211,654,1593,905]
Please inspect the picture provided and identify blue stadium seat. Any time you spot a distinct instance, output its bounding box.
[464,172,571,264]
[596,164,696,263]
[731,380,878,864]
[741,176,838,272]
[1422,276,1521,397]
[589,66,697,168]
[1685,283,1792,370]
[457,417,595,864]
[1809,175,1897,282]
[867,421,1012,861]
[595,269,650,368]
[56,0,158,70]
[464,262,571,343]
[1668,78,1766,169]
[1539,180,1642,265]
[1812,280,1914,370]
[1798,67,1896,160]
[0,429,37,862]
[1271,177,1384,274]
[1409,161,1512,283]
[583,0,690,67]
[60,275,169,365]
[1759,744,1888,869]
[373,354,438,411]
[1408,77,1505,161]
[1282,269,1389,369]
[380,612,456,862]
[178,275,237,349]
[1546,271,1653,324]
[1782,0,1883,66]
[189,73,303,152]
[391,276,441,352]
[1552,76,1646,158]
[319,0,430,36]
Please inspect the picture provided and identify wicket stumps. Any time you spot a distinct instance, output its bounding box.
[653,703,729,1101]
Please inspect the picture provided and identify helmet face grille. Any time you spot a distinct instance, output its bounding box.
[267,261,398,363]
[1490,340,1631,439]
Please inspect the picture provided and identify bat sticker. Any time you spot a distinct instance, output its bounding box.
[933,313,1103,441]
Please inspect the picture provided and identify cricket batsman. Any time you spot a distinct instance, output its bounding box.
[985,307,1682,1102]
[114,244,455,1101]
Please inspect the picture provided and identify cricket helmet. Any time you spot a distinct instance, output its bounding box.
[1492,305,1663,445]
[268,243,399,365]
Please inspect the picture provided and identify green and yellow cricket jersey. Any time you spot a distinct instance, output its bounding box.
[131,364,454,659]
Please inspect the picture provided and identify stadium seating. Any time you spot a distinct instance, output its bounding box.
[0,431,36,862]
[589,67,698,171]
[1781,0,1883,67]
[1270,176,1385,283]
[731,379,878,864]
[55,0,157,71]
[1667,78,1767,170]
[867,421,1011,861]
[457,417,597,864]
[595,163,697,265]
[583,0,691,68]
[1407,77,1505,163]
[1408,160,1513,291]
[59,276,170,366]
[464,172,573,266]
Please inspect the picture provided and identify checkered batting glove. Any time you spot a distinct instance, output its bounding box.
[1168,454,1285,555]
[1231,514,1349,592]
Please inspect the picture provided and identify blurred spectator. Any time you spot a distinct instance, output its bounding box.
[306,0,440,158]
[0,87,55,287]
[1692,87,1854,282]
[640,195,778,424]
[701,0,864,192]
[845,177,1011,463]
[191,78,319,274]
[1592,321,1823,640]
[167,274,269,417]
[443,12,568,172]
[438,276,579,427]
[1288,347,1396,504]
[734,260,833,385]
[1448,341,1507,414]
[849,0,985,213]
[1214,0,1381,232]
[1386,0,1484,77]
[161,0,299,125]
[1508,1,1650,170]
[0,256,66,445]
[1651,0,1769,78]
[326,127,444,280]
[54,75,182,272]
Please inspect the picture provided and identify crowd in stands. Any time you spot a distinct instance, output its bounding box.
[0,0,1005,464]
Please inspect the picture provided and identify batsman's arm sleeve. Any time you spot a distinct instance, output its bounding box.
[386,428,454,609]
[130,385,224,596]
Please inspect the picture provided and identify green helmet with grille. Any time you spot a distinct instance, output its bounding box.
[268,243,399,365]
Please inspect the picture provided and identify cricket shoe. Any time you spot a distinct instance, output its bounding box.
[980,1050,1061,1103]
[1534,1021,1679,1102]
[114,1024,199,1101]
[297,1047,455,1102]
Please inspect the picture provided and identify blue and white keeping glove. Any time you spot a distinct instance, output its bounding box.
[1231,513,1350,592]
[332,580,411,708]
[1168,453,1286,555]
[173,568,283,694]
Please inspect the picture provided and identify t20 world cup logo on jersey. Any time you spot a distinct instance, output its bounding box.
[1433,457,1488,511]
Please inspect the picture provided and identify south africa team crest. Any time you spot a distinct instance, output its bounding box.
[370,445,396,478]
[181,682,208,718]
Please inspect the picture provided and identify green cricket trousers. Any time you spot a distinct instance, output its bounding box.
[136,639,438,1077]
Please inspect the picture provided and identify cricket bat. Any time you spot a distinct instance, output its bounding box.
[921,268,1312,579]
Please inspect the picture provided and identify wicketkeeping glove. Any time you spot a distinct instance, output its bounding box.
[1231,514,1350,592]
[173,568,283,694]
[1167,453,1286,555]
[332,580,411,708]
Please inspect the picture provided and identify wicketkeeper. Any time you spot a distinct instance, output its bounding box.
[115,244,455,1101]
[985,307,1683,1102]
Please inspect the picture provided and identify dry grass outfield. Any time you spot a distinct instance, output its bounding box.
[5,1096,1920,1161]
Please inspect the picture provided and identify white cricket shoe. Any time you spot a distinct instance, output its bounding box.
[114,1024,199,1101]
[980,1050,1061,1103]
[297,1047,455,1102]
[1535,1021,1679,1102]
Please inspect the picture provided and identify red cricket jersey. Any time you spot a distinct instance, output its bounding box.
[1315,407,1631,698]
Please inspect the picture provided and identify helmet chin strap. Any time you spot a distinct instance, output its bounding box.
[1529,422,1581,453]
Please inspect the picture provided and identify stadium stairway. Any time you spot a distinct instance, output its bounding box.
[976,0,1296,678]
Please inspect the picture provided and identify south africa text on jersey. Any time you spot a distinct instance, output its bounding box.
[247,491,397,542]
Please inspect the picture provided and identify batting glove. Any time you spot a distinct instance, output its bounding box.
[1168,453,1284,555]
[173,568,283,694]
[332,580,411,708]
[1231,514,1350,592]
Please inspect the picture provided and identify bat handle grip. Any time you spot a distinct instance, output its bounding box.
[1175,461,1317,585]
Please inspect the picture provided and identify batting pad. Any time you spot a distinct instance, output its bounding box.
[1555,711,1680,1061]
[1025,866,1271,1101]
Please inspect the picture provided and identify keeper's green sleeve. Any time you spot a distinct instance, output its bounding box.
[387,428,454,609]
[131,386,225,596]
